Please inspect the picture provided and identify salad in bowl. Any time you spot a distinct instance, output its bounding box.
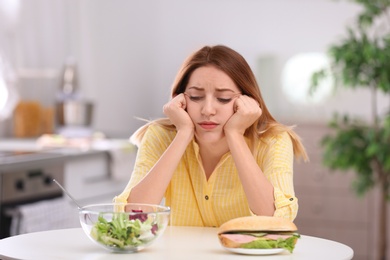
[79,203,170,253]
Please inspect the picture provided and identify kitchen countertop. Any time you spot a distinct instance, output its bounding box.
[0,137,133,151]
[0,149,106,172]
[0,138,133,172]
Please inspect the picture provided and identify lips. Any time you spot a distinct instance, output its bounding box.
[198,121,219,130]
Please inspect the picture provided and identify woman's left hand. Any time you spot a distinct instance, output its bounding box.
[224,95,262,136]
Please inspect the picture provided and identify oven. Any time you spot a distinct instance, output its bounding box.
[0,151,65,238]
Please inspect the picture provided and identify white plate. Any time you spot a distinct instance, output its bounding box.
[224,247,285,255]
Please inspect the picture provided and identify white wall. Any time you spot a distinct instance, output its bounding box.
[3,0,384,138]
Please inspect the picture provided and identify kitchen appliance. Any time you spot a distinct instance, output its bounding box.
[0,151,65,238]
[55,58,94,137]
[56,100,93,127]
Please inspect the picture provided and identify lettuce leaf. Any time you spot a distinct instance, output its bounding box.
[241,234,300,253]
[90,212,158,249]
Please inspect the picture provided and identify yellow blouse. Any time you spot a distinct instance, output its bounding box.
[114,124,298,227]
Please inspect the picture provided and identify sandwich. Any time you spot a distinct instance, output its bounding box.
[218,216,300,253]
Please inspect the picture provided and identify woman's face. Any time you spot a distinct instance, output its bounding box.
[184,66,241,143]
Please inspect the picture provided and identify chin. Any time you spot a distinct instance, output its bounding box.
[195,129,225,144]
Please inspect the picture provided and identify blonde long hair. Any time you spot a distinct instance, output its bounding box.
[131,45,308,161]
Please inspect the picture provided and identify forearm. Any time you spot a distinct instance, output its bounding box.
[226,132,275,216]
[129,130,193,204]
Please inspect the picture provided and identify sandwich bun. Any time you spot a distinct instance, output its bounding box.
[218,216,297,234]
[218,216,299,251]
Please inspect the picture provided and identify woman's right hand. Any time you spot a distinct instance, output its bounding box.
[163,93,194,135]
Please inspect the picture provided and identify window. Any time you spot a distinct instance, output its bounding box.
[281,52,332,105]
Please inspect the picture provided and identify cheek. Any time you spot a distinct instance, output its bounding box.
[223,109,235,121]
[225,103,235,116]
[186,103,197,118]
[219,104,235,123]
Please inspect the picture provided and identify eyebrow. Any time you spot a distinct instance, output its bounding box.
[187,86,237,93]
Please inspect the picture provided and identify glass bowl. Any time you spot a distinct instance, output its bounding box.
[79,203,170,253]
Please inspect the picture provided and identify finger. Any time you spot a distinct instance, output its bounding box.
[180,93,189,110]
[172,94,186,108]
[233,96,245,112]
[240,95,259,108]
[235,96,261,115]
[163,94,186,113]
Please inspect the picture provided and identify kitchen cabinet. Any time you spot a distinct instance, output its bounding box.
[64,151,110,199]
[38,146,133,205]
[64,150,128,205]
[293,123,376,260]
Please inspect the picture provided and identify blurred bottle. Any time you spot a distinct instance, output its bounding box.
[13,101,42,137]
[57,57,80,101]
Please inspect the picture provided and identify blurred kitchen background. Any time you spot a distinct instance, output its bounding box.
[0,0,388,259]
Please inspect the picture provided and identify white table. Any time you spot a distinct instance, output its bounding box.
[0,226,353,260]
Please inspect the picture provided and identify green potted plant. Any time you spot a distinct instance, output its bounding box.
[310,1,390,259]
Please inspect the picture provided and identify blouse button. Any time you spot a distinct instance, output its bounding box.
[205,195,209,200]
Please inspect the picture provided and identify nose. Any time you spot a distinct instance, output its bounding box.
[201,97,216,117]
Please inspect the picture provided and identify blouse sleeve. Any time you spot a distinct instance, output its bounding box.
[259,132,298,221]
[113,125,171,204]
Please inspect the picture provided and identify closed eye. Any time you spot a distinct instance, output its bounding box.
[188,96,204,101]
[217,98,232,104]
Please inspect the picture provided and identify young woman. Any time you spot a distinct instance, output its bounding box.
[114,45,308,227]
